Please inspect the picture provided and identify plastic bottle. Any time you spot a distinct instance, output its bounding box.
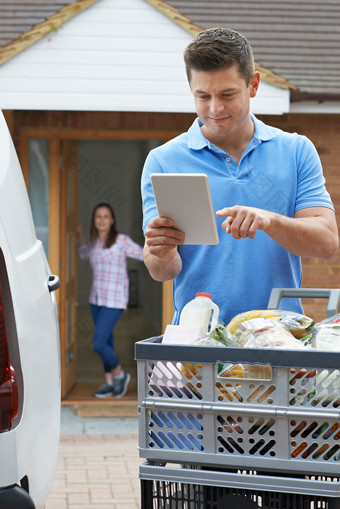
[179,292,219,333]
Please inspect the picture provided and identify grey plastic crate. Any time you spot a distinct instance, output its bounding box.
[140,462,340,508]
[136,288,340,476]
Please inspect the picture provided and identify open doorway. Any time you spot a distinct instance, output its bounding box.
[23,130,170,403]
[75,139,162,398]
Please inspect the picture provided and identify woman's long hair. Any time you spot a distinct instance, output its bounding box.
[90,202,118,248]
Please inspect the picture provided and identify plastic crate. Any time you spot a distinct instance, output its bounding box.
[136,288,340,476]
[140,462,340,508]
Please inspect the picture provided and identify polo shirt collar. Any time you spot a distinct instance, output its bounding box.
[187,118,208,150]
[251,114,276,142]
[187,114,276,151]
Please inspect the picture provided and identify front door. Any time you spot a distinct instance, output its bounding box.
[23,136,79,398]
[58,140,78,398]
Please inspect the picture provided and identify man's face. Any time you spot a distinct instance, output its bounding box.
[189,65,259,139]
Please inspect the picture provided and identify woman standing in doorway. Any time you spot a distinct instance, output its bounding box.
[78,202,144,398]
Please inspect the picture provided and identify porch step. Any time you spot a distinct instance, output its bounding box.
[62,382,138,418]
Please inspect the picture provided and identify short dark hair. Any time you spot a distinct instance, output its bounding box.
[184,27,255,86]
[90,202,118,248]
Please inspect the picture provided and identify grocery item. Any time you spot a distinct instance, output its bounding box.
[216,313,311,380]
[277,311,314,339]
[226,309,281,335]
[162,324,206,345]
[239,319,307,349]
[227,309,314,335]
[245,364,272,380]
[314,323,340,351]
[179,292,219,333]
[209,323,239,347]
[314,314,340,351]
[218,363,245,378]
[193,336,226,347]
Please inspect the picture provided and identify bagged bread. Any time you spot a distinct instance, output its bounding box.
[237,318,307,349]
[226,310,281,335]
[227,309,314,343]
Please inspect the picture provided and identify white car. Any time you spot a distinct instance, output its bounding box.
[0,111,61,508]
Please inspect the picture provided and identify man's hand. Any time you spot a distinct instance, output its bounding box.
[216,205,339,258]
[216,205,272,239]
[143,217,184,281]
[145,217,185,257]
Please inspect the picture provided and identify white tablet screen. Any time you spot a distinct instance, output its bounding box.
[151,173,219,245]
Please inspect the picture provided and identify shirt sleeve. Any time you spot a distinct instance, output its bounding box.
[141,151,164,234]
[79,243,90,260]
[123,235,144,261]
[295,135,334,212]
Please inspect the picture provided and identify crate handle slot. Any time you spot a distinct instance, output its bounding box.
[267,288,340,318]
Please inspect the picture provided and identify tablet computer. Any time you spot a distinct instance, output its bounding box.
[150,173,219,245]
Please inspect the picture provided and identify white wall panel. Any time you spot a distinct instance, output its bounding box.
[0,0,289,114]
[8,51,183,67]
[252,81,290,115]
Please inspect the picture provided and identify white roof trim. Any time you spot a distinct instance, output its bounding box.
[289,101,340,114]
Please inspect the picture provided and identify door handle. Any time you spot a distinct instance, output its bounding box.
[48,275,61,293]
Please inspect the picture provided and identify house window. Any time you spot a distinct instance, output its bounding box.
[28,139,49,256]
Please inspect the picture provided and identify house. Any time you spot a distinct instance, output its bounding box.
[0,0,339,398]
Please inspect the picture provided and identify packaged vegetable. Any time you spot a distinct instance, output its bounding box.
[209,323,239,347]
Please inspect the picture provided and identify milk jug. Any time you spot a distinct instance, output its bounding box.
[179,292,219,333]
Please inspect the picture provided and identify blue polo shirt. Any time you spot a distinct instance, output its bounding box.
[141,115,334,325]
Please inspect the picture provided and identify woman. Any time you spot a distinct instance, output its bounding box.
[78,202,144,398]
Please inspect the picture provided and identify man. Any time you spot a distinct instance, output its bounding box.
[141,27,338,325]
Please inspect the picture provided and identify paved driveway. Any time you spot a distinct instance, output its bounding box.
[45,407,142,509]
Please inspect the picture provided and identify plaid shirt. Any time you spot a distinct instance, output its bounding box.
[79,234,144,309]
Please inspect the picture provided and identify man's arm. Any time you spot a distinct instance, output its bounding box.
[216,205,339,258]
[143,216,185,281]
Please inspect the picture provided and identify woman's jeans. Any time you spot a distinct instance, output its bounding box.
[90,304,123,373]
